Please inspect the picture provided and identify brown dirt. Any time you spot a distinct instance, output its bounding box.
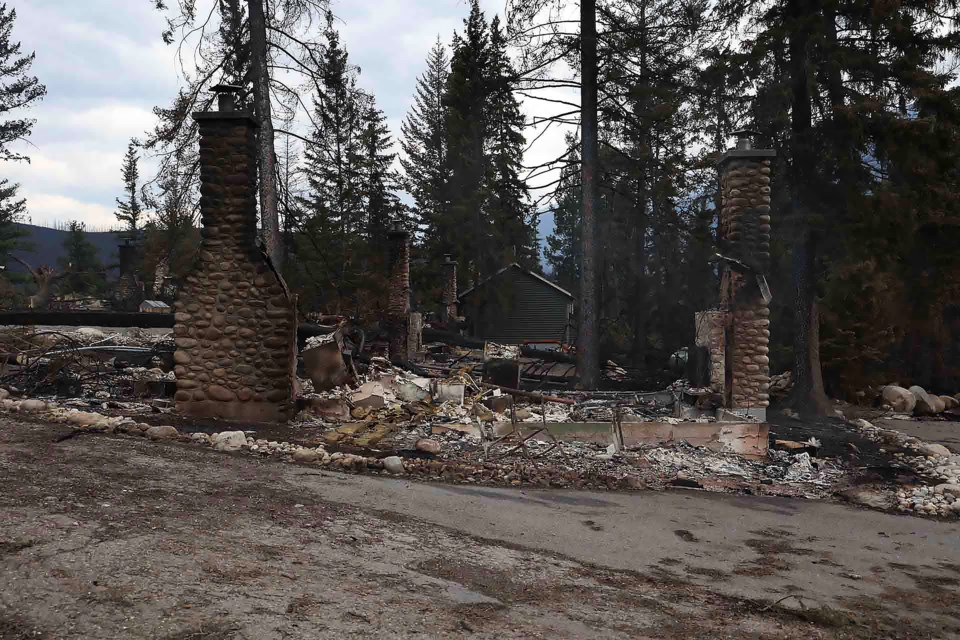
[0,416,954,638]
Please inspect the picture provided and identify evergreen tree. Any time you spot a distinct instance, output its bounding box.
[545,134,582,294]
[444,0,492,284]
[0,178,25,266]
[358,98,402,246]
[115,140,144,232]
[400,38,450,239]
[0,4,45,162]
[717,0,960,403]
[0,3,45,268]
[142,148,200,292]
[58,221,104,296]
[294,15,371,313]
[485,17,537,269]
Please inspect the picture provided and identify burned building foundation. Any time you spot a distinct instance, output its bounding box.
[173,87,296,423]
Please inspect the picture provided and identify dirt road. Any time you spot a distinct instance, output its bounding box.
[1,416,958,639]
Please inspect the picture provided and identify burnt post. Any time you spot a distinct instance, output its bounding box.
[717,130,775,420]
[442,254,457,324]
[387,227,411,362]
[172,85,297,422]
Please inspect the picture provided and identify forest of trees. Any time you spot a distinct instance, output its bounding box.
[1,0,960,402]
[511,0,960,401]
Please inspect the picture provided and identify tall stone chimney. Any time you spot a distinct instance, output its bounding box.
[717,129,775,420]
[442,254,457,324]
[172,85,297,423]
[386,228,411,361]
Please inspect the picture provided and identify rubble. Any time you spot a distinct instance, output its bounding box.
[5,316,960,522]
[847,417,960,517]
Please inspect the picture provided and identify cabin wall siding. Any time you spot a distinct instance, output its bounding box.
[460,267,572,344]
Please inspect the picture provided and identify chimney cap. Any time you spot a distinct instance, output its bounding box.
[210,83,243,95]
[210,84,244,112]
[732,128,762,150]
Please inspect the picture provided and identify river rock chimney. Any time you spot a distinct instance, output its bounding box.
[172,85,297,423]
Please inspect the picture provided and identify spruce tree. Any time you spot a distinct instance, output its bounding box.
[0,3,45,267]
[142,148,199,288]
[0,178,25,265]
[358,98,402,246]
[444,0,492,283]
[485,16,537,269]
[400,38,450,239]
[115,140,144,232]
[58,221,104,296]
[0,4,45,162]
[545,134,582,294]
[296,16,366,313]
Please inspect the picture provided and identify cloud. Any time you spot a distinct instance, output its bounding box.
[8,0,574,249]
[21,192,117,230]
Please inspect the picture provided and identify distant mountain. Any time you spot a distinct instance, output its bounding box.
[6,223,124,278]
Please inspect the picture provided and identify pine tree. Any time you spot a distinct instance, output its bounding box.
[0,3,45,268]
[546,134,582,294]
[58,221,104,296]
[115,140,144,232]
[295,15,366,313]
[400,38,450,239]
[0,4,45,162]
[142,148,199,290]
[485,17,537,269]
[444,0,492,283]
[358,98,402,245]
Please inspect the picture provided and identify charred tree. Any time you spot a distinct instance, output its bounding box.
[577,0,600,389]
[247,0,281,268]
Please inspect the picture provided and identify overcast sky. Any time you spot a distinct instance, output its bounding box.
[5,0,567,241]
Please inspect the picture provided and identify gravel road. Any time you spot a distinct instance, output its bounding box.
[1,416,958,639]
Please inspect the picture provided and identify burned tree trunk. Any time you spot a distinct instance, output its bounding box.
[785,0,831,415]
[578,0,601,389]
[248,0,282,269]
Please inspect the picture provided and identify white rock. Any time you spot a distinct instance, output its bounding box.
[840,487,894,510]
[210,431,247,452]
[882,385,916,414]
[849,418,874,430]
[191,433,211,444]
[910,386,941,416]
[0,388,8,401]
[382,456,405,474]
[18,399,48,412]
[415,439,442,455]
[146,425,179,440]
[936,483,960,498]
[292,448,320,463]
[917,442,951,458]
[67,411,102,427]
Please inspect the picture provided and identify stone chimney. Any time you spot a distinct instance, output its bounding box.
[717,129,775,420]
[116,237,140,308]
[442,254,457,324]
[386,227,411,361]
[172,85,297,423]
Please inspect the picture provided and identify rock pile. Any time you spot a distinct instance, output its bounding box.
[847,417,960,517]
[879,384,959,417]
